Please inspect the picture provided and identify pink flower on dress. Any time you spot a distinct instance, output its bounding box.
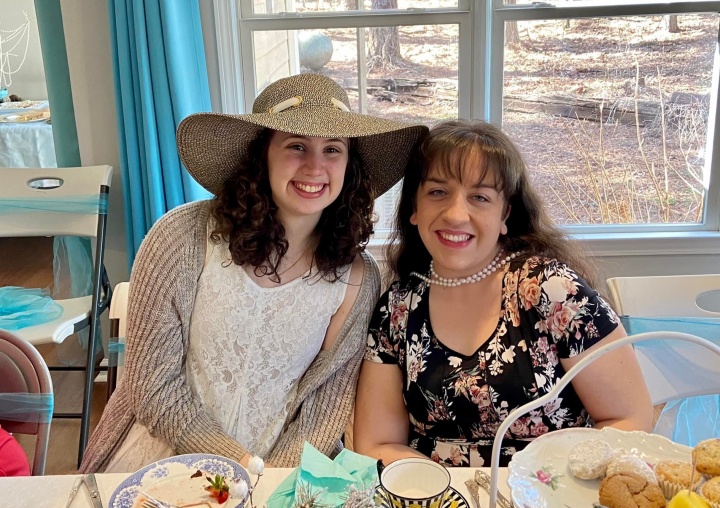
[530,422,549,437]
[549,304,575,339]
[519,276,542,310]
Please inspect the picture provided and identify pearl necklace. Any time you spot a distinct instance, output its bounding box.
[411,250,521,287]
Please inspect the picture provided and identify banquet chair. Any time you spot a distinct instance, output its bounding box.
[606,273,720,443]
[485,331,720,508]
[606,274,720,317]
[0,165,113,466]
[0,329,53,475]
[106,281,129,399]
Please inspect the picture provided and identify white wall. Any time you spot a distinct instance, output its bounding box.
[59,0,128,286]
[0,0,47,100]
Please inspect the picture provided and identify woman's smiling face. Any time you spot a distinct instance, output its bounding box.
[411,149,509,279]
[266,130,349,224]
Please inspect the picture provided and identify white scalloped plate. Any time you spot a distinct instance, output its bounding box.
[507,428,692,508]
[108,453,251,508]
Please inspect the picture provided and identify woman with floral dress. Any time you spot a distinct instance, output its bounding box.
[354,119,653,467]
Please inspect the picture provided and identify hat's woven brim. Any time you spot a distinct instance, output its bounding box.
[177,110,427,197]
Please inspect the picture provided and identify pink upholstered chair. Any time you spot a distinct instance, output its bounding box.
[0,329,53,475]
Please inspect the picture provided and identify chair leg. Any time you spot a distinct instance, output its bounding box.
[77,326,103,467]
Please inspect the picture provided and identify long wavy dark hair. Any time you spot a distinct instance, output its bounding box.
[210,128,374,283]
[386,119,598,288]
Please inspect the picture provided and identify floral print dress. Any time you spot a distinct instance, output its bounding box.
[365,256,619,467]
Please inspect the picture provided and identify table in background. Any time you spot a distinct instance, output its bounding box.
[0,121,57,168]
[0,467,511,508]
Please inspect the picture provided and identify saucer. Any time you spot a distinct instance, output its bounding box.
[373,486,469,508]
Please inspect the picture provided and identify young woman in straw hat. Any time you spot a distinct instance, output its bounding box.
[354,119,652,467]
[79,73,427,473]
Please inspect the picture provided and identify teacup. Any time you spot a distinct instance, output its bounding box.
[377,458,451,508]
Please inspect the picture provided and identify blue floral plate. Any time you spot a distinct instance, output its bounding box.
[109,453,250,508]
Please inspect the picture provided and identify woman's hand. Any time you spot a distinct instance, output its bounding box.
[354,360,425,463]
[560,325,654,432]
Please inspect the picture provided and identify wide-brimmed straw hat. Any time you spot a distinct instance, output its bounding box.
[177,73,428,197]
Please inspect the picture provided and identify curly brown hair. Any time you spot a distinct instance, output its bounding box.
[210,128,374,283]
[387,119,599,288]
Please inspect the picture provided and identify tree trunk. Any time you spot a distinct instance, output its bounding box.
[666,15,679,33]
[505,0,520,45]
[368,0,406,71]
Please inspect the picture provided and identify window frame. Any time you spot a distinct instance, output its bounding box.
[213,0,720,256]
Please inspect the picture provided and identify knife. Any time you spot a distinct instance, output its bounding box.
[84,473,104,508]
[64,477,84,508]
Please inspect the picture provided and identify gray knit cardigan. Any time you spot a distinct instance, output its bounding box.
[79,201,380,472]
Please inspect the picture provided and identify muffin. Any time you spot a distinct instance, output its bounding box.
[693,439,720,477]
[568,439,615,480]
[654,460,704,499]
[607,455,658,485]
[700,476,720,508]
[599,472,666,508]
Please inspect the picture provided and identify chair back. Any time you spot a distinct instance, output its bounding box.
[0,330,53,475]
[108,281,130,393]
[486,331,720,508]
[0,165,112,238]
[606,274,720,317]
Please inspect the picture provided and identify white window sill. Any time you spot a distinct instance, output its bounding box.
[367,231,720,261]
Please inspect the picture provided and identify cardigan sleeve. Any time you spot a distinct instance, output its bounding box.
[265,252,381,466]
[123,201,250,463]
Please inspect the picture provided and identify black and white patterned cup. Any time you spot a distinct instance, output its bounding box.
[377,458,451,508]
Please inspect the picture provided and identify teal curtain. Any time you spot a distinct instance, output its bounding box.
[108,0,212,267]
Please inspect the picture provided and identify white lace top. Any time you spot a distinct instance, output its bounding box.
[185,237,350,457]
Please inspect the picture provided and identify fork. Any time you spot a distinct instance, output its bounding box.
[474,470,514,508]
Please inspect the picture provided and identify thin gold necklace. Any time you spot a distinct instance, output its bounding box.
[276,247,311,276]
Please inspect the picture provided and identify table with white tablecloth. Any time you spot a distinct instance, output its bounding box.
[0,121,57,168]
[0,467,511,508]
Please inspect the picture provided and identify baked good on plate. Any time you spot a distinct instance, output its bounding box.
[654,460,704,499]
[693,439,720,477]
[700,476,720,508]
[607,455,658,485]
[568,439,615,480]
[599,472,666,508]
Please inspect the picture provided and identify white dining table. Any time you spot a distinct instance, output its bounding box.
[0,467,510,508]
[0,121,57,168]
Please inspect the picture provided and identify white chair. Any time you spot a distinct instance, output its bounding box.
[0,165,113,465]
[107,281,129,397]
[0,329,53,475]
[486,331,720,508]
[606,274,720,317]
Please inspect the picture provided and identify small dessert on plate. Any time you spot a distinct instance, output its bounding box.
[568,439,615,480]
[654,460,704,499]
[700,476,720,508]
[667,490,711,508]
[693,439,720,477]
[607,455,658,485]
[598,472,666,508]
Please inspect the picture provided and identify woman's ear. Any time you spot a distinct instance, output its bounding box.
[500,204,511,235]
[410,211,418,226]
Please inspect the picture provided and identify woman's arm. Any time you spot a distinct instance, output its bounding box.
[265,252,380,466]
[123,203,251,463]
[353,360,426,463]
[560,325,654,432]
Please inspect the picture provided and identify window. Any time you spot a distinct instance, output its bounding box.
[215,0,720,242]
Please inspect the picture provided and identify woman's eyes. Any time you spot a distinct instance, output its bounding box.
[471,194,489,202]
[287,144,343,154]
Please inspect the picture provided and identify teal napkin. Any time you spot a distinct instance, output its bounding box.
[266,443,378,507]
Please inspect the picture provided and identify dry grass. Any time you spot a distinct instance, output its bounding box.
[304,11,717,225]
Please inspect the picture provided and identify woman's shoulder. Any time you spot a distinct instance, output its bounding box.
[513,255,580,282]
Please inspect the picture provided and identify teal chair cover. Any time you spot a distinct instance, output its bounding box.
[621,316,720,446]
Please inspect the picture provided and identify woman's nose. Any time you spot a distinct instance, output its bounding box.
[302,151,324,174]
[443,194,470,223]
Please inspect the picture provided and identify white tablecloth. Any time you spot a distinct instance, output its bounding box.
[0,467,510,508]
[0,121,57,168]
